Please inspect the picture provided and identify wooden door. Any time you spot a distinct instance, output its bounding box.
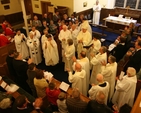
[24,0,33,18]
[41,1,53,19]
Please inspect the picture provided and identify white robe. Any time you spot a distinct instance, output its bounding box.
[14,33,29,59]
[64,44,75,71]
[27,37,42,65]
[70,28,79,50]
[30,30,41,39]
[77,30,92,57]
[90,52,107,84]
[88,81,109,105]
[80,21,92,36]
[101,62,117,102]
[93,4,101,25]
[41,34,47,45]
[43,39,59,66]
[68,70,87,96]
[73,57,90,92]
[112,75,137,108]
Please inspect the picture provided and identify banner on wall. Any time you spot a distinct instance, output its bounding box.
[48,6,54,13]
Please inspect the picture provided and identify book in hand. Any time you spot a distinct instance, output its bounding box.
[119,71,125,80]
[5,84,19,92]
[0,81,7,89]
[44,71,54,81]
[59,81,70,92]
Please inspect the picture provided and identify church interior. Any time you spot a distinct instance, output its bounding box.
[0,0,141,112]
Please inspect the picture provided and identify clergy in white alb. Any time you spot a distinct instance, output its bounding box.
[30,26,41,39]
[27,33,42,65]
[67,63,87,96]
[90,46,107,84]
[88,74,109,105]
[77,25,92,58]
[101,55,117,102]
[64,39,75,71]
[58,25,72,60]
[93,0,101,25]
[14,29,29,59]
[72,51,90,92]
[70,24,79,50]
[43,34,59,66]
[41,29,48,45]
[112,67,137,109]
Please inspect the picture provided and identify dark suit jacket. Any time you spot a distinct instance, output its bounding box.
[125,49,141,73]
[112,43,127,62]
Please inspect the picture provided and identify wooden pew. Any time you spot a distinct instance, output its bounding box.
[52,78,90,103]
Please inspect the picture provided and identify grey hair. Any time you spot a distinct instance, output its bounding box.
[127,67,136,77]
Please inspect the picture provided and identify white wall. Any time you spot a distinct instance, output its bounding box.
[74,0,115,13]
[0,0,22,15]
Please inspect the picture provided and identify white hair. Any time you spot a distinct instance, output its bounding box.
[127,67,136,77]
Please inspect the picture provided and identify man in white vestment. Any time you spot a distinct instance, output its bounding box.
[43,34,59,66]
[93,0,101,25]
[101,55,117,102]
[27,33,42,65]
[41,29,49,45]
[90,46,107,84]
[112,67,137,109]
[14,29,29,59]
[64,39,75,71]
[30,26,41,39]
[77,25,92,58]
[70,24,79,50]
[72,51,90,92]
[80,20,92,36]
[88,74,109,105]
[58,25,72,60]
[66,63,87,96]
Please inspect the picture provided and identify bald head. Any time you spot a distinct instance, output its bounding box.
[96,74,104,82]
[127,67,136,77]
[96,91,105,104]
[63,25,67,31]
[75,63,82,71]
[72,88,80,99]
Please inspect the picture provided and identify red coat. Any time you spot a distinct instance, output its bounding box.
[46,88,60,105]
[5,27,15,37]
[0,34,10,47]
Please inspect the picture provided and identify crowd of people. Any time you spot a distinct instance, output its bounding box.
[0,9,141,113]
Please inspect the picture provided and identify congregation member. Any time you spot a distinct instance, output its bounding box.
[111,36,126,62]
[69,14,77,23]
[124,40,141,73]
[53,10,60,25]
[70,24,80,50]
[48,20,57,36]
[34,69,48,98]
[5,24,15,37]
[41,20,49,33]
[112,67,137,109]
[1,19,11,31]
[68,21,73,30]
[58,25,72,60]
[32,15,42,32]
[42,13,50,25]
[63,13,69,25]
[30,26,41,39]
[59,20,65,32]
[46,82,61,111]
[27,63,37,97]
[88,74,109,105]
[64,39,75,71]
[13,52,32,93]
[43,34,59,66]
[90,46,107,84]
[87,91,113,113]
[6,49,17,81]
[14,29,29,59]
[72,51,90,92]
[57,92,68,113]
[66,88,87,113]
[0,30,10,47]
[77,25,92,58]
[92,0,101,25]
[75,19,81,31]
[66,63,87,96]
[27,33,42,65]
[101,55,117,102]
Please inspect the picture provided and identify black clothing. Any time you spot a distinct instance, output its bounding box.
[87,100,113,113]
